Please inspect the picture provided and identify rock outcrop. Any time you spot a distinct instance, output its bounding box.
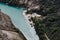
[0,12,26,40]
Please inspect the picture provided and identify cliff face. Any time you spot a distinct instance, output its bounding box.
[0,12,26,40]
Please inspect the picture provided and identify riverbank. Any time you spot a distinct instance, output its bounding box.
[23,10,40,40]
[23,10,34,27]
[23,10,41,27]
[0,11,26,40]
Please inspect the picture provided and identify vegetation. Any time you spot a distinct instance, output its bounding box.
[0,0,20,6]
[31,0,60,40]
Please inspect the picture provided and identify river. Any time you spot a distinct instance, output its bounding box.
[0,3,39,40]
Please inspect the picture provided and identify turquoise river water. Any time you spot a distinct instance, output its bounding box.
[0,3,39,40]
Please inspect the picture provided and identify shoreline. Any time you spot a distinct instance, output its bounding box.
[0,11,26,40]
[23,10,39,40]
[23,10,31,25]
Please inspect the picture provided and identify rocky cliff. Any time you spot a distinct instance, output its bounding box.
[0,12,26,40]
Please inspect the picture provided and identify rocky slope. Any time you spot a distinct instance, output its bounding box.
[0,12,26,40]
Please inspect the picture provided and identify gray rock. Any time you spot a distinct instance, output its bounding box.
[0,12,26,40]
[0,30,24,40]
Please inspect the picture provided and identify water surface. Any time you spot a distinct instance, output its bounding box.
[0,3,39,40]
